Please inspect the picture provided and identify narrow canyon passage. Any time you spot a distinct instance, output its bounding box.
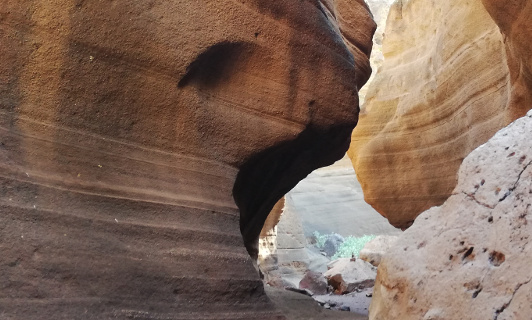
[255,156,400,317]
[2,0,532,319]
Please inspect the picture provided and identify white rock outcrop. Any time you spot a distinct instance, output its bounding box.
[360,235,399,266]
[370,110,532,320]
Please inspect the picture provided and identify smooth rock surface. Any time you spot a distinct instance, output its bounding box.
[306,246,332,274]
[284,156,400,238]
[359,235,398,267]
[258,200,310,288]
[358,0,396,105]
[481,0,532,122]
[348,0,530,228]
[0,1,374,318]
[369,110,532,320]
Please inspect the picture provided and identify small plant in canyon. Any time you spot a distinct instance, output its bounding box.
[312,231,328,249]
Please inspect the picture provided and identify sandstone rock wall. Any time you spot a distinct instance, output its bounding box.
[358,0,396,105]
[0,1,374,319]
[348,0,529,228]
[481,0,532,122]
[258,199,311,289]
[369,110,532,320]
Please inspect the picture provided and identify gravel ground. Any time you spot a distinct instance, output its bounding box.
[313,287,374,315]
[265,286,368,320]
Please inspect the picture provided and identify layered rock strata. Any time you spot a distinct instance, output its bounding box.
[348,0,531,228]
[0,1,374,319]
[369,110,532,320]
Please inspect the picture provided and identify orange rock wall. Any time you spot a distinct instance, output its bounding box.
[0,1,374,319]
[481,0,532,122]
[347,0,531,228]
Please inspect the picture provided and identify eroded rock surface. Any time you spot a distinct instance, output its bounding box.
[369,110,532,320]
[359,235,398,267]
[348,0,531,228]
[0,1,374,319]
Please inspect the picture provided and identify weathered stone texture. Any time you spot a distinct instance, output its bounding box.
[359,235,398,267]
[0,1,374,319]
[369,110,532,320]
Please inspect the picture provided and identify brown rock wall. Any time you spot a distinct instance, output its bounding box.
[0,1,374,319]
[481,0,532,122]
[348,0,525,228]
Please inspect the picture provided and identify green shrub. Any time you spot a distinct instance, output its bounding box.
[332,234,376,259]
[313,231,328,249]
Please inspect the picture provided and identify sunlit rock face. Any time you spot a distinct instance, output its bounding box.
[369,110,532,320]
[258,199,311,288]
[347,0,530,228]
[0,1,374,319]
[358,0,396,105]
[257,156,400,290]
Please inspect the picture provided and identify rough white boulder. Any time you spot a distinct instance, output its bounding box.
[360,235,399,266]
[370,110,532,320]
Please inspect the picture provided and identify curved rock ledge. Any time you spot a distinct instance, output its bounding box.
[0,1,374,319]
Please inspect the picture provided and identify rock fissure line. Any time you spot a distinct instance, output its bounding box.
[462,191,496,210]
[461,159,532,211]
[493,278,532,320]
[498,160,532,203]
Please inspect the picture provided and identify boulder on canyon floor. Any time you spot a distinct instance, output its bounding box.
[348,0,532,228]
[369,110,532,320]
[325,258,377,294]
[0,1,375,319]
[299,270,328,296]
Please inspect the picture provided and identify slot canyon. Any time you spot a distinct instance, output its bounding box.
[1,1,531,320]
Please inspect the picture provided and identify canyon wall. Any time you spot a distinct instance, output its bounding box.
[481,0,532,122]
[258,199,312,289]
[348,0,531,228]
[0,1,375,319]
[369,110,532,320]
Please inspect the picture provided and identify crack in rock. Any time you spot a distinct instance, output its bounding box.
[498,160,532,202]
[463,192,495,209]
[493,278,532,320]
[464,160,532,210]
